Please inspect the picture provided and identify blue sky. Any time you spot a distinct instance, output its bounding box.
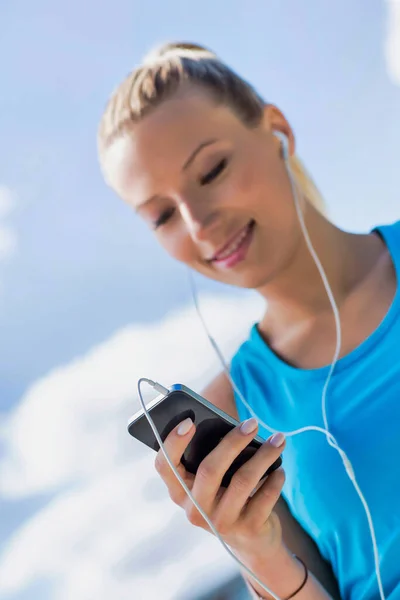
[0,1,399,598]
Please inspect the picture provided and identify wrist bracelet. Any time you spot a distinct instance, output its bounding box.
[285,556,308,599]
[245,554,308,600]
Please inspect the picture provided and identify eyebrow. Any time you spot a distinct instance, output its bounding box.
[136,138,219,212]
[182,138,218,170]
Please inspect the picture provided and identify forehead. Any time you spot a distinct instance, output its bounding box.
[105,89,243,208]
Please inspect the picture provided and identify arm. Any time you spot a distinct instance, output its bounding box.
[201,373,341,600]
[273,497,341,599]
[241,545,334,599]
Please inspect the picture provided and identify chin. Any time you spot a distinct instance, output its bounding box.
[200,266,274,291]
[233,272,274,290]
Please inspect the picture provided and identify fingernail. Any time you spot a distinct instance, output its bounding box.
[177,418,193,436]
[269,432,285,447]
[240,418,258,435]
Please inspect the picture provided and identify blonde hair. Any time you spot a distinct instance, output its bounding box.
[98,41,325,212]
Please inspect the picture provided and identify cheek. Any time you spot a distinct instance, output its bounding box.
[230,152,270,207]
[238,150,292,220]
[157,229,196,264]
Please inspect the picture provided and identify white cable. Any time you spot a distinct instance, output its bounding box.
[284,159,386,600]
[137,377,283,600]
[137,141,385,599]
[188,272,340,447]
[187,152,385,599]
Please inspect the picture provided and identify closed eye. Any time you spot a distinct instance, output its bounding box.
[153,207,175,229]
[200,158,228,185]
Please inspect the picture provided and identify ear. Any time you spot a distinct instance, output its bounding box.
[262,104,296,157]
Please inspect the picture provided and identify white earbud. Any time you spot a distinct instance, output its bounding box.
[273,130,289,161]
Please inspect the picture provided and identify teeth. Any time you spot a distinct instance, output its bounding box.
[215,225,250,260]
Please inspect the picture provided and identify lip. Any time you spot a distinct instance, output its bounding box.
[209,220,255,270]
[209,221,254,261]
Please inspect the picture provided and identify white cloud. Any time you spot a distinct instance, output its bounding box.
[384,0,400,85]
[0,292,264,599]
[0,461,237,599]
[0,185,17,261]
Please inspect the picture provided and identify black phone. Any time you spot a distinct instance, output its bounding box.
[128,383,282,488]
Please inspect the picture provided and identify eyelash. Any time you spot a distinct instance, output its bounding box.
[153,208,175,229]
[200,157,228,185]
[153,157,228,229]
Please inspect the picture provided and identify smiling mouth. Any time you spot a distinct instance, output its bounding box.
[208,220,255,269]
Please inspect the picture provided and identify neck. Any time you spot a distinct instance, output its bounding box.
[256,206,384,335]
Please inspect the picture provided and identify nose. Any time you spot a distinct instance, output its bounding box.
[178,200,221,242]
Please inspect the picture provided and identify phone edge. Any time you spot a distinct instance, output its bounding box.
[128,382,267,444]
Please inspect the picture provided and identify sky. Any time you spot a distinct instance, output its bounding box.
[0,0,399,599]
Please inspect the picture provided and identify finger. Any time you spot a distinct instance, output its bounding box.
[154,417,196,505]
[241,467,286,531]
[213,434,286,529]
[189,418,260,516]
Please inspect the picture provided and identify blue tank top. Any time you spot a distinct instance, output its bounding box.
[230,220,400,600]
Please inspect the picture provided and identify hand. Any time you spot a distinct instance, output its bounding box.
[154,416,286,559]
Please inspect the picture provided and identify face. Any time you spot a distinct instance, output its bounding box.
[104,87,302,290]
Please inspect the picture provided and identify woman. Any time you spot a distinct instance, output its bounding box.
[97,42,400,600]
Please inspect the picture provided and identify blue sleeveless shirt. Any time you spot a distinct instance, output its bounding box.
[230,221,400,600]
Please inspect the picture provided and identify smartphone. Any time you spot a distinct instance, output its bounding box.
[128,383,282,488]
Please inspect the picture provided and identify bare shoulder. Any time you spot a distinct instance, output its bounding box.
[200,371,239,420]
